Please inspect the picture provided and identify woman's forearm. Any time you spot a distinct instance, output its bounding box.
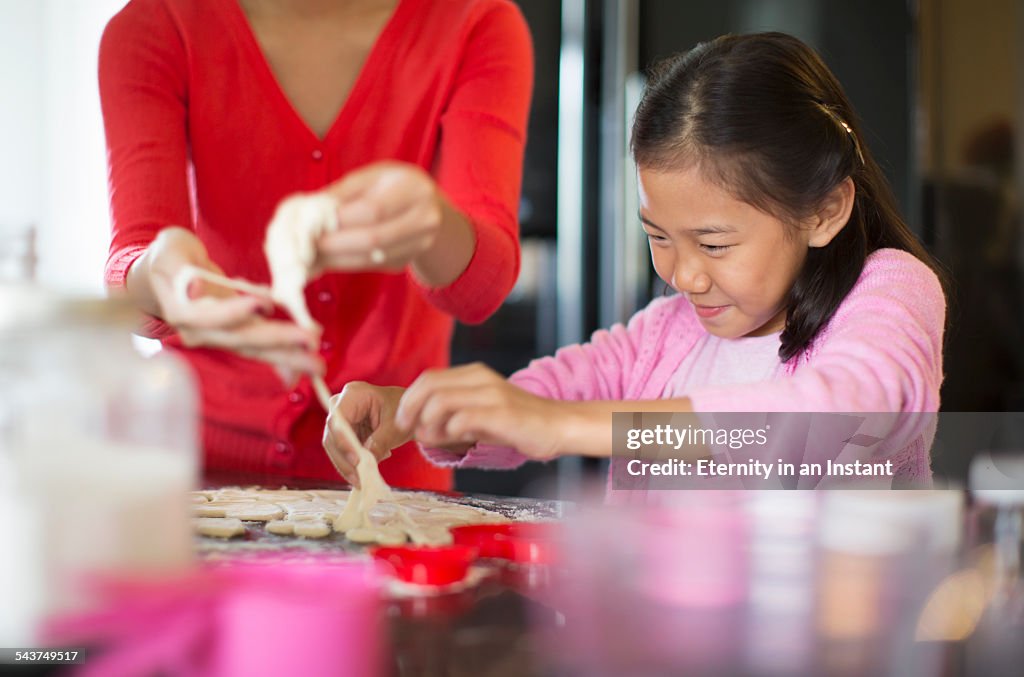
[410,195,476,288]
[123,247,162,317]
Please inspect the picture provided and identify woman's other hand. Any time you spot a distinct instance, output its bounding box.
[316,161,474,286]
[129,226,323,378]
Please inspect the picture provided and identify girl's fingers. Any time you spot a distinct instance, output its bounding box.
[444,408,501,444]
[321,427,360,488]
[396,364,498,430]
[416,385,496,430]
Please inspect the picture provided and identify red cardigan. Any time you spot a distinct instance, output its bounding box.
[99,0,533,489]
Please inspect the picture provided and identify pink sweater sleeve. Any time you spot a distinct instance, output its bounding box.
[689,251,945,460]
[419,297,667,469]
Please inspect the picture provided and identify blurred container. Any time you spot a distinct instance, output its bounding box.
[966,453,1024,674]
[539,493,750,676]
[0,223,38,283]
[0,285,198,633]
[742,492,818,676]
[815,491,962,677]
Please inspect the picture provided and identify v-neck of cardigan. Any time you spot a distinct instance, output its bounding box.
[224,0,410,145]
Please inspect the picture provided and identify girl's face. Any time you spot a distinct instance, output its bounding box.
[638,165,812,339]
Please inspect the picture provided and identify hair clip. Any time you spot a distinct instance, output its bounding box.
[840,121,866,165]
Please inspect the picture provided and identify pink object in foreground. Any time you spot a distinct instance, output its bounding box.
[44,559,383,677]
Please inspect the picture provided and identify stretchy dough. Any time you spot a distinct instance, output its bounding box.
[263,193,338,332]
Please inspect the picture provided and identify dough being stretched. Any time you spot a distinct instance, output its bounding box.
[263,191,397,523]
[263,193,339,331]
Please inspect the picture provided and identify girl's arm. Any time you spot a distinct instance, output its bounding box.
[395,366,701,460]
[325,297,675,468]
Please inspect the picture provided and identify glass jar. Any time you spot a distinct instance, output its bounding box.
[0,284,198,630]
[966,452,1024,673]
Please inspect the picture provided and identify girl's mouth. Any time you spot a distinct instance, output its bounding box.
[693,303,729,318]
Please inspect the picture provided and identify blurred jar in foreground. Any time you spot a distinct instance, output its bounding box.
[0,285,198,637]
[966,452,1024,673]
[0,223,37,284]
[541,492,750,676]
[816,491,962,677]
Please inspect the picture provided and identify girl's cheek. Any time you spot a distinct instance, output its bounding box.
[650,250,675,289]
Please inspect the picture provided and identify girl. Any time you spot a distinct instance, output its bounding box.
[325,32,946,487]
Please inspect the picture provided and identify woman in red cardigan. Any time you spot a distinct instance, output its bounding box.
[99,0,533,490]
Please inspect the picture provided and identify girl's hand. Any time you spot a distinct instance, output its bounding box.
[395,363,565,460]
[133,227,323,378]
[323,382,410,485]
[315,162,445,273]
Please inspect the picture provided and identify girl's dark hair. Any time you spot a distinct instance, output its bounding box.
[631,32,947,362]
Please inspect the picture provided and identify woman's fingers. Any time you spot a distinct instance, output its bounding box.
[312,162,441,273]
[316,205,437,271]
[198,318,318,352]
[330,164,428,222]
[164,293,267,329]
[177,315,323,374]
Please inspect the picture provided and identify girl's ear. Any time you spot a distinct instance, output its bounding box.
[808,177,855,247]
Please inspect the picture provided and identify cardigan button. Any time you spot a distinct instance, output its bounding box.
[287,391,305,405]
[274,441,293,456]
[311,149,324,161]
[316,290,333,304]
[321,339,334,353]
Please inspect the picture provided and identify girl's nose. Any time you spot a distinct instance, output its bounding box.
[673,264,711,294]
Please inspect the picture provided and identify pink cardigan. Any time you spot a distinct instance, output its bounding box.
[422,249,946,484]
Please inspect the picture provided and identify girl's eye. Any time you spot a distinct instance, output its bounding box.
[645,232,669,244]
[699,244,732,255]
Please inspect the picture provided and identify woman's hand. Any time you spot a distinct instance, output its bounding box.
[323,382,411,486]
[395,363,568,460]
[315,161,474,286]
[129,227,323,378]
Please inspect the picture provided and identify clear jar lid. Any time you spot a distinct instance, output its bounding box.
[0,285,138,335]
